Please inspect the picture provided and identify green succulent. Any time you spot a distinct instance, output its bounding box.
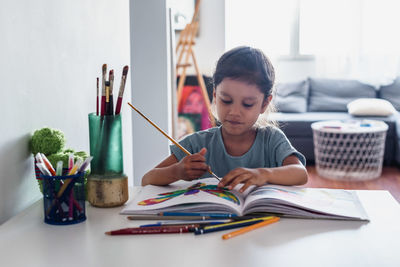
[30,127,65,155]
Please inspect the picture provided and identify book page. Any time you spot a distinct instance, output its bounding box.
[242,185,369,220]
[121,178,245,215]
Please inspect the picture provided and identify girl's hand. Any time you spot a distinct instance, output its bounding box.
[217,168,267,193]
[176,148,209,181]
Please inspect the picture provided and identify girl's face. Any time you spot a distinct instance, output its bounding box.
[213,78,270,136]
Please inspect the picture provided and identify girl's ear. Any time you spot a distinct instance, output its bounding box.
[260,95,272,113]
[213,89,216,101]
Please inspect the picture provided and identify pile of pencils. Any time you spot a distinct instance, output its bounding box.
[105,212,280,240]
[97,64,129,116]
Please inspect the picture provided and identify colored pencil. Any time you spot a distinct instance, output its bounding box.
[140,223,203,228]
[139,224,202,232]
[105,226,191,235]
[56,158,82,198]
[40,153,56,176]
[115,65,129,115]
[203,216,274,230]
[159,212,237,218]
[194,220,263,235]
[101,64,107,116]
[222,216,280,240]
[68,153,74,172]
[36,162,52,176]
[127,214,232,221]
[139,219,232,227]
[127,102,220,181]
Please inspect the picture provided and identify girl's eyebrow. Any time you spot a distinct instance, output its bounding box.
[218,92,231,97]
[243,96,258,101]
[218,92,258,100]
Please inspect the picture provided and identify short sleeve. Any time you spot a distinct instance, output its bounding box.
[170,137,193,162]
[270,128,306,166]
[169,129,214,161]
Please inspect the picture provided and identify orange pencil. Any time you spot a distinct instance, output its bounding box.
[222,216,280,240]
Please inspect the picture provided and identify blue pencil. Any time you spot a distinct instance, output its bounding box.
[194,220,264,235]
[159,212,238,218]
[140,219,232,227]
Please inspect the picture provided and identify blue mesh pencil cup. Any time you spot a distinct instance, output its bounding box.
[40,170,86,225]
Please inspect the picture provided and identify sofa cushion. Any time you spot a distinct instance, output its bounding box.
[273,80,308,113]
[380,77,400,110]
[347,98,396,116]
[308,78,376,112]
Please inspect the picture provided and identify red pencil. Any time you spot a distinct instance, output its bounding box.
[105,226,190,235]
[115,65,129,115]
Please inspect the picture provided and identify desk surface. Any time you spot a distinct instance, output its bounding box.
[1,189,400,267]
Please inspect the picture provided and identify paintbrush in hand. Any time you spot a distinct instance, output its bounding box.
[127,102,220,181]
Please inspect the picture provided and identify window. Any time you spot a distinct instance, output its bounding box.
[226,0,400,85]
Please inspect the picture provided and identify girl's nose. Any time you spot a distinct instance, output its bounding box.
[227,104,241,116]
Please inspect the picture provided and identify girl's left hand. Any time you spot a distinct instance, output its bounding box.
[217,168,267,193]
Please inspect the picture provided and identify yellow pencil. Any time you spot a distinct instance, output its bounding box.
[204,216,274,230]
[56,159,81,198]
[222,216,280,240]
[127,102,220,181]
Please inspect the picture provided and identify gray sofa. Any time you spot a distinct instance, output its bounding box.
[271,77,400,166]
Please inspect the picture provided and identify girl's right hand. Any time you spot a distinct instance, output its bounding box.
[176,148,209,181]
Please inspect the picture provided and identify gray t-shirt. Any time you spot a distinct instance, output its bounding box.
[170,126,305,178]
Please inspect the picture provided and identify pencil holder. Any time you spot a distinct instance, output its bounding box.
[87,113,128,207]
[41,170,86,225]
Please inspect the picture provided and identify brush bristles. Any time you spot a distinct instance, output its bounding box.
[123,65,129,76]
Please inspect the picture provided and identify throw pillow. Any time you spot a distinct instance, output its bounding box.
[347,98,396,116]
[273,80,308,113]
[379,77,400,111]
[308,78,376,112]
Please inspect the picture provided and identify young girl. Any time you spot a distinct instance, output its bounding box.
[142,46,308,192]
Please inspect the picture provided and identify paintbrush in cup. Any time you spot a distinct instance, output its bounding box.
[108,70,114,115]
[101,64,107,116]
[96,77,99,115]
[115,65,129,115]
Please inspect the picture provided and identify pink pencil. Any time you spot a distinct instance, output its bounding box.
[68,189,74,220]
[115,65,129,115]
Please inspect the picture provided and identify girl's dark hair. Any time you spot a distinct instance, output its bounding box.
[212,46,275,99]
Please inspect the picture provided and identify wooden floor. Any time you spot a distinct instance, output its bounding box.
[304,166,400,203]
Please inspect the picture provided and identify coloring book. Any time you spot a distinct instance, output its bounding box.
[120,178,369,221]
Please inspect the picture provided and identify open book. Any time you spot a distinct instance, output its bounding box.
[121,178,369,221]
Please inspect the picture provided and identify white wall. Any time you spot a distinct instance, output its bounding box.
[130,0,172,185]
[195,0,226,76]
[0,0,132,224]
[175,0,226,77]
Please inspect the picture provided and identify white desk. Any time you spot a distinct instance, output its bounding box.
[1,189,400,267]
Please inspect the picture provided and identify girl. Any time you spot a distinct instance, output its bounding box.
[142,46,308,192]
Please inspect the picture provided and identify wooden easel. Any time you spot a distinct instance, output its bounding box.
[175,0,216,127]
